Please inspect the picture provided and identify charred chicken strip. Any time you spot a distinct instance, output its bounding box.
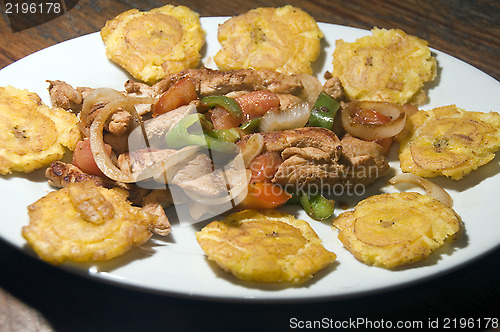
[46,161,116,188]
[152,67,304,97]
[239,127,389,192]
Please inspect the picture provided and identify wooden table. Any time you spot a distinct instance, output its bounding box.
[1,1,499,331]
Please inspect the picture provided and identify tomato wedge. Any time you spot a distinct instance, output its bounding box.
[248,151,283,183]
[209,107,242,130]
[72,138,112,177]
[353,108,392,125]
[239,182,292,210]
[236,90,280,120]
[153,78,198,117]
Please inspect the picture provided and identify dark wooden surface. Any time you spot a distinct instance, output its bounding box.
[1,1,499,331]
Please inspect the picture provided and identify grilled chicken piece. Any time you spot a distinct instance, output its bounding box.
[47,80,86,113]
[45,161,115,188]
[124,80,156,97]
[152,67,304,97]
[141,189,173,236]
[339,134,390,186]
[322,72,346,101]
[239,127,389,192]
[46,161,172,236]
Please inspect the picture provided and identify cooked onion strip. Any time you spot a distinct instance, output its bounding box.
[79,88,127,135]
[389,173,453,207]
[341,101,406,140]
[240,133,264,167]
[259,102,311,132]
[81,88,126,119]
[89,95,159,183]
[295,73,323,105]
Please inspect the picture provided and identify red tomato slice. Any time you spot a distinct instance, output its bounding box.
[236,90,280,120]
[248,151,283,183]
[353,108,392,125]
[209,106,242,130]
[72,138,112,177]
[239,182,292,210]
[153,78,198,117]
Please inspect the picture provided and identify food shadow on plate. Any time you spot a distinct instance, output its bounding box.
[311,37,331,78]
[53,239,169,275]
[202,256,339,291]
[330,169,399,213]
[429,153,500,193]
[389,226,469,272]
[422,52,442,105]
[5,166,51,183]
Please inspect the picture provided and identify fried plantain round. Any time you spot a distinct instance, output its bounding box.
[333,192,462,269]
[214,5,323,75]
[196,209,336,284]
[101,5,205,84]
[0,86,80,175]
[23,181,157,265]
[397,105,500,180]
[331,28,437,105]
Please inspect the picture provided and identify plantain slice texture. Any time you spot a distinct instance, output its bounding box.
[23,181,157,265]
[397,105,500,180]
[333,192,462,269]
[196,209,336,284]
[331,27,437,105]
[101,5,205,84]
[0,86,80,175]
[214,5,323,75]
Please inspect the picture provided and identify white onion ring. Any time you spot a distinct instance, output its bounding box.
[259,102,311,132]
[81,88,126,119]
[389,173,453,208]
[89,95,160,183]
[341,101,406,140]
[240,133,264,167]
[295,73,323,105]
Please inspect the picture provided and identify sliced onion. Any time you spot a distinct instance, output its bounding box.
[81,88,157,135]
[89,95,164,183]
[240,133,264,167]
[81,88,125,119]
[259,102,311,132]
[389,173,453,208]
[341,101,406,140]
[295,73,323,105]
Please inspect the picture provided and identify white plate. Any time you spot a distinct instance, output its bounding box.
[0,17,499,302]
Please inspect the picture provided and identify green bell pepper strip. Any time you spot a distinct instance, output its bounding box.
[313,92,340,110]
[299,192,335,221]
[307,92,340,130]
[201,95,243,118]
[239,117,261,134]
[208,128,241,143]
[165,113,237,153]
